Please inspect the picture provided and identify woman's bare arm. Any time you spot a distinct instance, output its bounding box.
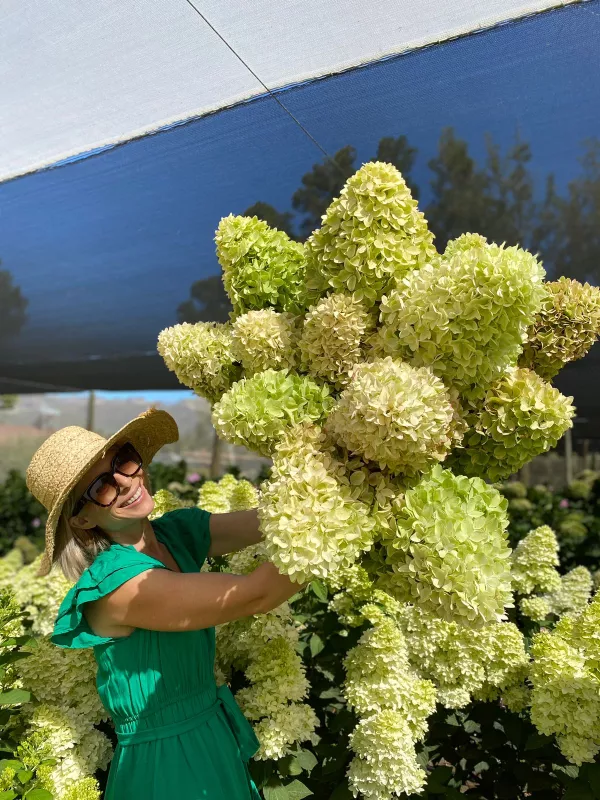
[86,561,302,636]
[208,509,262,558]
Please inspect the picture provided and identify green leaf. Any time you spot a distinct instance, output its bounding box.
[310,634,324,658]
[582,763,600,798]
[0,791,17,800]
[38,759,57,768]
[524,731,553,750]
[0,652,30,667]
[0,690,30,707]
[17,770,33,784]
[294,750,317,775]
[284,781,313,800]
[563,783,595,800]
[328,782,353,800]
[24,791,53,800]
[0,761,23,773]
[263,780,313,800]
[427,766,453,793]
[310,581,328,602]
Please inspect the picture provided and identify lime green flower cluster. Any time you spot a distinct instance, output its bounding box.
[520,277,600,380]
[212,369,334,457]
[344,617,436,799]
[520,566,593,622]
[305,162,435,307]
[216,215,308,316]
[380,466,513,626]
[378,237,545,399]
[196,473,258,515]
[157,321,240,403]
[325,358,463,475]
[299,293,374,388]
[149,488,187,519]
[231,310,299,375]
[511,525,561,596]
[259,424,376,583]
[530,597,600,764]
[396,604,528,710]
[449,367,575,481]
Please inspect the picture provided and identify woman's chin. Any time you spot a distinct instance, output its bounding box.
[117,485,154,519]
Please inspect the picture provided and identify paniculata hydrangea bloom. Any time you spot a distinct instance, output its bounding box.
[530,617,600,764]
[520,595,552,622]
[396,604,527,709]
[62,778,103,800]
[348,710,427,799]
[500,481,528,499]
[231,309,299,375]
[305,162,435,307]
[212,369,334,457]
[228,479,259,511]
[324,357,464,475]
[380,466,513,626]
[0,547,24,586]
[149,489,186,519]
[197,480,232,513]
[547,566,592,617]
[443,232,489,257]
[259,424,376,582]
[344,618,436,734]
[511,525,561,596]
[157,322,240,403]
[449,367,575,481]
[519,277,600,380]
[252,703,319,761]
[216,215,308,317]
[12,556,72,637]
[378,239,545,400]
[298,293,375,388]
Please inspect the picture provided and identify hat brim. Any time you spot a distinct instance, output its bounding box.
[38,408,179,576]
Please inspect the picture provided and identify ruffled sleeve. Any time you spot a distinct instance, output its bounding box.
[153,507,212,569]
[51,546,167,650]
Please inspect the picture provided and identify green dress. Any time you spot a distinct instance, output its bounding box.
[51,507,261,800]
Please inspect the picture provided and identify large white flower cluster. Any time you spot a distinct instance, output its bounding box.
[157,159,600,796]
[520,565,593,622]
[530,593,600,764]
[511,525,562,596]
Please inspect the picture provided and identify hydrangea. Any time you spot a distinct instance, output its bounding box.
[530,621,600,764]
[157,322,240,403]
[62,778,103,800]
[558,512,589,544]
[299,293,375,388]
[520,596,552,622]
[547,566,592,617]
[344,618,436,734]
[305,162,435,307]
[500,481,528,499]
[197,480,232,513]
[216,215,308,317]
[444,232,489,257]
[149,489,186,520]
[347,710,427,799]
[11,556,72,637]
[231,310,299,375]
[212,369,334,457]
[380,466,513,626]
[258,424,376,582]
[252,703,319,761]
[325,357,464,475]
[378,239,546,399]
[0,547,24,586]
[519,277,600,379]
[448,367,575,481]
[396,605,527,709]
[511,525,561,596]
[228,479,259,511]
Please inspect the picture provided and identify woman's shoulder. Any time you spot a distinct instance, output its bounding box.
[153,507,212,566]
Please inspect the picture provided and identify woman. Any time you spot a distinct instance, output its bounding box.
[26,408,301,800]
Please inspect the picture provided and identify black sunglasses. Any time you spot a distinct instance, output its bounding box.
[73,442,143,516]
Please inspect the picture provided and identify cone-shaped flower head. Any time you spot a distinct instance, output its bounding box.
[299,293,375,388]
[305,162,435,306]
[216,215,308,316]
[258,423,376,582]
[231,310,299,376]
[149,489,186,520]
[511,525,561,596]
[444,232,489,258]
[449,367,575,481]
[381,466,513,626]
[212,369,334,457]
[325,357,465,475]
[520,277,600,380]
[157,322,240,404]
[378,238,546,399]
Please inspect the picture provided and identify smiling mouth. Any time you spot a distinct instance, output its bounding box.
[121,484,144,508]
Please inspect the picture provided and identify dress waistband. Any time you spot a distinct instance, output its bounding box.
[116,684,259,761]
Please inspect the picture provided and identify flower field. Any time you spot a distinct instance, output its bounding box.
[3,161,600,799]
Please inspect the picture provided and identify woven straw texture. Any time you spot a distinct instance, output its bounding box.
[26,408,178,575]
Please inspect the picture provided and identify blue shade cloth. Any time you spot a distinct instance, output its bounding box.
[0,1,598,439]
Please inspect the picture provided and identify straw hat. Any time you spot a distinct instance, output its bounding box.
[26,408,179,576]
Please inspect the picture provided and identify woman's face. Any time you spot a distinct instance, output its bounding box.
[70,444,154,534]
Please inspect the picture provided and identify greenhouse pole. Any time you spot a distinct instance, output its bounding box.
[210,428,223,478]
[86,390,96,432]
[564,427,573,486]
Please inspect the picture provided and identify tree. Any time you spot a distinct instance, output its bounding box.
[242,202,296,239]
[0,396,18,410]
[0,265,27,341]
[177,275,232,324]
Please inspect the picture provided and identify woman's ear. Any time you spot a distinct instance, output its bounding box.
[70,513,96,531]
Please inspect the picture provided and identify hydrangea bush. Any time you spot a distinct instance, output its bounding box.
[156,159,600,798]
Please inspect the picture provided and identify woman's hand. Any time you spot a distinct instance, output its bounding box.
[208,508,263,558]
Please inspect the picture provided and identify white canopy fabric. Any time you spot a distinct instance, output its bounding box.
[0,0,578,181]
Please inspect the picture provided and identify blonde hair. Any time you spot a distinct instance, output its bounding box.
[52,470,154,583]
